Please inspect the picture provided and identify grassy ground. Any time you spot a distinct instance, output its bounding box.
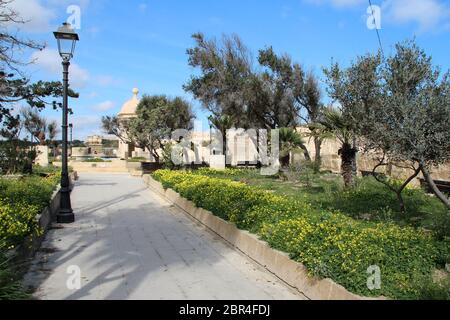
[192,167,450,239]
[154,168,450,299]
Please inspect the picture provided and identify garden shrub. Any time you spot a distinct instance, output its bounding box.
[260,216,437,299]
[152,169,447,299]
[83,158,111,163]
[0,200,40,247]
[0,174,59,210]
[0,173,59,300]
[0,173,60,246]
[0,246,29,300]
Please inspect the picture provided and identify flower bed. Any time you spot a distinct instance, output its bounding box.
[0,173,60,247]
[152,169,448,299]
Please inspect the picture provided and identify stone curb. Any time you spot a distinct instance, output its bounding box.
[143,174,385,300]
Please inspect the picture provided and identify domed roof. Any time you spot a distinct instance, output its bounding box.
[118,88,140,117]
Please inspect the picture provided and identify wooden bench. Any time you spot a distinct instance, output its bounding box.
[236,161,262,169]
[418,178,450,195]
[184,162,209,170]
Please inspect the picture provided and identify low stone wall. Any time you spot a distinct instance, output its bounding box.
[142,174,384,300]
[11,188,61,264]
[54,160,129,173]
[294,133,450,186]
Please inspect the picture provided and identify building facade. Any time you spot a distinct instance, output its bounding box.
[117,88,151,160]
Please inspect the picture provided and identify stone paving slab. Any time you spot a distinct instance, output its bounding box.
[23,173,307,300]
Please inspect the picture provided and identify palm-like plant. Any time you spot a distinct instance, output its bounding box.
[279,127,306,168]
[318,107,357,188]
[208,114,235,158]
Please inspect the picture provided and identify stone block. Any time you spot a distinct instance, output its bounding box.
[35,145,49,167]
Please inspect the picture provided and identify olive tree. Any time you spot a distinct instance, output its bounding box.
[325,40,450,211]
[127,95,195,162]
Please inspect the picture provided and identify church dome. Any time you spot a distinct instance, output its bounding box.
[118,88,140,117]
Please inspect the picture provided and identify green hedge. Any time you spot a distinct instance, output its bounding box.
[0,173,60,247]
[83,158,111,163]
[152,169,447,299]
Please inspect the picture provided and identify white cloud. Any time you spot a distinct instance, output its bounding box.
[31,48,90,88]
[6,0,56,33]
[92,101,116,112]
[70,115,102,140]
[382,0,450,32]
[72,115,99,129]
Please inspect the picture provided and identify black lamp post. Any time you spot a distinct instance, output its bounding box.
[69,123,73,156]
[54,23,79,224]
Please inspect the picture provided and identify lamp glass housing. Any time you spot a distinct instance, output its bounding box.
[53,23,79,61]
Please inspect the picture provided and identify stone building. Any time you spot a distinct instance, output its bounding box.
[85,135,103,155]
[117,88,150,160]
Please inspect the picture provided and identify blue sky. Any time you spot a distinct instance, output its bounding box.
[8,0,450,140]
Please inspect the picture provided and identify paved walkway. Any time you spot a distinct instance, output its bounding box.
[24,174,306,300]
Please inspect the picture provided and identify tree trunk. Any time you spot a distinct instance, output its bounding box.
[421,166,450,209]
[372,162,422,215]
[313,137,322,172]
[280,154,290,168]
[299,143,311,161]
[395,190,406,214]
[150,147,160,163]
[394,166,422,214]
[223,129,228,165]
[340,143,357,188]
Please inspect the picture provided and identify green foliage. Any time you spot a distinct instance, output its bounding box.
[101,116,128,144]
[0,173,59,299]
[0,247,29,300]
[184,33,254,128]
[324,39,450,207]
[101,139,119,149]
[413,276,450,300]
[0,140,37,175]
[198,168,449,238]
[161,144,176,169]
[279,128,305,161]
[0,199,40,247]
[317,107,357,188]
[83,158,111,163]
[126,157,146,163]
[0,173,60,246]
[184,33,323,131]
[126,95,195,161]
[152,169,446,299]
[32,165,62,175]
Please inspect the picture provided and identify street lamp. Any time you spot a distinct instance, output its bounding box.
[54,23,79,224]
[69,123,73,157]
